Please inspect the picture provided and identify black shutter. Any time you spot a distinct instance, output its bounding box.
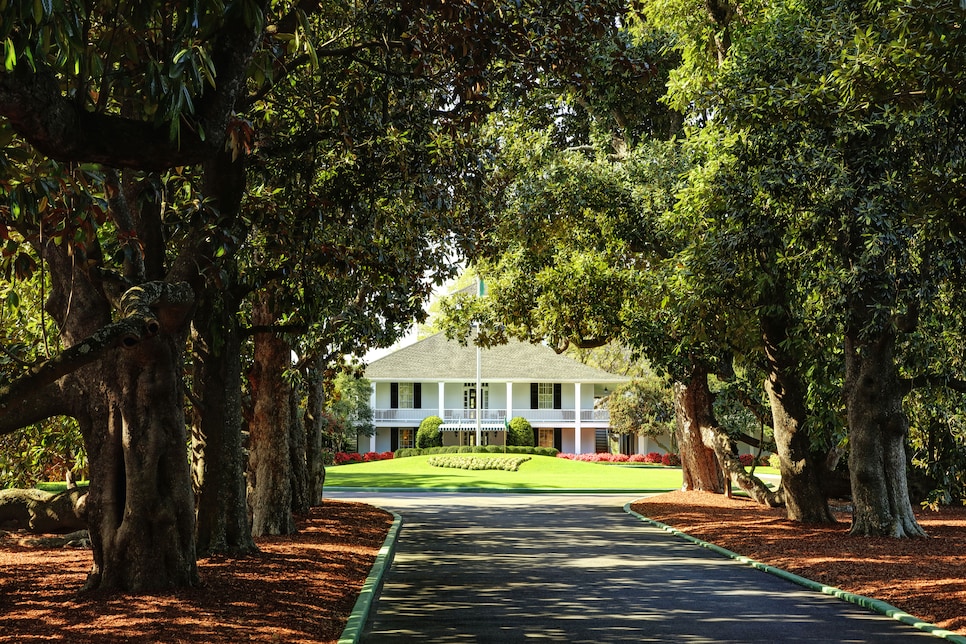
[532,426,539,447]
[554,428,562,452]
[414,383,422,408]
[391,428,399,452]
[553,384,562,409]
[390,383,399,408]
[530,383,539,409]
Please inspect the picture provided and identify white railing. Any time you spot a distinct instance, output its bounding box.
[372,408,610,425]
[372,409,427,422]
[444,409,507,422]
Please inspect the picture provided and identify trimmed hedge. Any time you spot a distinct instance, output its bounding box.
[416,415,444,448]
[395,445,558,458]
[427,455,532,471]
[506,416,534,447]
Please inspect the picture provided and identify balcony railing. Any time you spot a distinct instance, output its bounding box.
[444,409,507,422]
[372,409,427,422]
[373,407,610,425]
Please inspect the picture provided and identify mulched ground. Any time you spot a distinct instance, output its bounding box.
[0,500,393,643]
[1,492,963,641]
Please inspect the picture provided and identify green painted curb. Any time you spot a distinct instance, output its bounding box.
[337,510,403,644]
[623,503,966,643]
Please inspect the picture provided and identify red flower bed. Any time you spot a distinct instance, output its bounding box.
[333,451,394,465]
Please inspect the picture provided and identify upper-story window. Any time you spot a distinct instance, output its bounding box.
[463,383,489,410]
[531,382,561,410]
[537,383,554,409]
[391,382,421,409]
[398,382,414,409]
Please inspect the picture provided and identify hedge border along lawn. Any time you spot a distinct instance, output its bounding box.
[427,455,531,471]
[325,454,684,491]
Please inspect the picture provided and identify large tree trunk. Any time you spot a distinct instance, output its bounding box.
[844,330,926,537]
[304,356,328,506]
[673,368,724,493]
[247,293,295,537]
[190,146,257,554]
[38,239,199,592]
[191,273,257,557]
[289,388,310,516]
[762,314,836,524]
[82,335,200,591]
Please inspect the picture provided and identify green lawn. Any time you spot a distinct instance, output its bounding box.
[325,454,684,491]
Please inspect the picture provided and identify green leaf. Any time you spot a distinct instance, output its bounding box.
[4,38,16,71]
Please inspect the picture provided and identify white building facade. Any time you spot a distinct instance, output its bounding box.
[360,333,665,455]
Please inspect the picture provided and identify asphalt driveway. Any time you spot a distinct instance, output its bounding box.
[328,492,939,643]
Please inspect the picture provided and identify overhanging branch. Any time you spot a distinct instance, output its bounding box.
[0,282,194,412]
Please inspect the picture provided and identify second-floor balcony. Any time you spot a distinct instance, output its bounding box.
[372,407,610,425]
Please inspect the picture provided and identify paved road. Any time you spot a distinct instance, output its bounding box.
[328,492,938,643]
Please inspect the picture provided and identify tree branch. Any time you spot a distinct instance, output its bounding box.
[0,66,214,171]
[0,381,71,436]
[0,2,266,171]
[902,374,966,395]
[0,282,193,412]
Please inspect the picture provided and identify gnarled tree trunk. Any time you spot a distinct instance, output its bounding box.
[673,367,723,493]
[844,330,925,537]
[304,355,328,506]
[191,271,257,557]
[762,314,836,524]
[81,335,199,591]
[31,240,200,592]
[289,388,309,516]
[247,292,295,537]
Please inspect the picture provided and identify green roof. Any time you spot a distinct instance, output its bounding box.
[365,333,629,384]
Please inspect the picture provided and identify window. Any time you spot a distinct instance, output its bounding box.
[463,383,489,412]
[398,383,414,409]
[538,383,554,409]
[538,428,555,448]
[398,428,415,449]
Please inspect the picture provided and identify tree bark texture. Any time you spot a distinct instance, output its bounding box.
[304,357,328,506]
[14,242,201,592]
[190,277,257,557]
[844,331,926,537]
[761,314,836,524]
[81,336,199,591]
[0,487,87,533]
[247,293,296,537]
[289,389,310,517]
[673,368,724,493]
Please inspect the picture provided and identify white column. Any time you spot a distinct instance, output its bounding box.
[369,383,378,452]
[506,382,513,420]
[574,382,582,455]
[438,381,446,419]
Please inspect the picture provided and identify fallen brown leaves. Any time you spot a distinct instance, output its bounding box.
[632,490,966,636]
[0,500,392,643]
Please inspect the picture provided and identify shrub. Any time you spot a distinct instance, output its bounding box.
[644,452,664,464]
[739,453,755,467]
[768,453,781,469]
[416,415,444,448]
[533,446,559,457]
[662,453,681,466]
[332,451,393,465]
[506,417,534,447]
[427,455,531,472]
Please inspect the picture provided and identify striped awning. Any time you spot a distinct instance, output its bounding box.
[438,422,507,431]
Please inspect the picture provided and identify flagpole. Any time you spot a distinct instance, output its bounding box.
[475,275,483,448]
